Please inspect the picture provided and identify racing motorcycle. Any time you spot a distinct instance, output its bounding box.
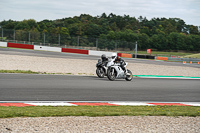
[107,62,133,81]
[96,58,114,78]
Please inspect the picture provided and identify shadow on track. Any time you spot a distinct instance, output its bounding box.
[82,75,134,82]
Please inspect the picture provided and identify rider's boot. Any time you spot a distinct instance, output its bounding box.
[123,69,127,75]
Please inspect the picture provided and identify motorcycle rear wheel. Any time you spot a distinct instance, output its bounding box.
[125,69,133,81]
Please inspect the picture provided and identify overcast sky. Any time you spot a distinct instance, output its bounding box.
[0,0,200,26]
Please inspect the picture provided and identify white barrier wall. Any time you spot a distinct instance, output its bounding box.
[34,45,61,52]
[1,42,117,57]
[0,42,7,47]
[89,50,116,57]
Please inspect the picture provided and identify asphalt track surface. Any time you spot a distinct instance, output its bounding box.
[0,47,200,68]
[0,73,200,102]
[0,47,200,102]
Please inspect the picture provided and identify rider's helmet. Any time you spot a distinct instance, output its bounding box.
[101,54,106,60]
[111,53,117,59]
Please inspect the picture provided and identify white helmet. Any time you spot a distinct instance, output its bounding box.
[111,53,117,59]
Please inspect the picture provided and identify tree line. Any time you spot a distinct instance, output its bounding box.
[0,13,200,51]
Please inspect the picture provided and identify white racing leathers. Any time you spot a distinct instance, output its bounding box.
[107,62,133,81]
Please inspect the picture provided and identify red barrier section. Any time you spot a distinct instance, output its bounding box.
[117,53,122,57]
[117,53,132,58]
[7,42,34,49]
[156,56,168,61]
[121,53,132,58]
[62,48,88,55]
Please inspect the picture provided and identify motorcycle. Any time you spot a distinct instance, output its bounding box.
[96,58,114,78]
[107,62,133,81]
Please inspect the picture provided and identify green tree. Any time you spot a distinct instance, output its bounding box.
[186,34,200,51]
[175,18,185,32]
[98,34,108,49]
[164,21,177,34]
[123,29,138,42]
[138,33,150,50]
[29,28,40,43]
[150,34,167,50]
[107,31,116,40]
[15,20,30,30]
[189,25,199,35]
[27,19,37,29]
[84,23,100,38]
[15,30,28,41]
[167,32,186,50]
[2,20,18,29]
[68,23,83,36]
[140,26,150,36]
[107,40,115,50]
[110,22,118,31]
[1,13,200,52]
[60,27,70,35]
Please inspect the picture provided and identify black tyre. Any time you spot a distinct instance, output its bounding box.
[107,67,116,81]
[125,69,133,81]
[96,67,105,78]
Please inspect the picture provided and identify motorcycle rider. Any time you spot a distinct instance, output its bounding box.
[101,54,108,62]
[111,53,126,73]
[101,54,108,66]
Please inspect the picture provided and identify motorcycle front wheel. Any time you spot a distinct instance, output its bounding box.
[125,69,133,81]
[96,67,105,78]
[107,67,116,81]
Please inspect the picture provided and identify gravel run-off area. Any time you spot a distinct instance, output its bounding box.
[0,53,200,77]
[0,116,200,133]
[0,53,200,132]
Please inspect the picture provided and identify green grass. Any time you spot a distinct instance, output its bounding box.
[0,70,40,74]
[185,53,200,59]
[0,70,73,75]
[0,106,200,118]
[120,51,194,57]
[0,37,7,40]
